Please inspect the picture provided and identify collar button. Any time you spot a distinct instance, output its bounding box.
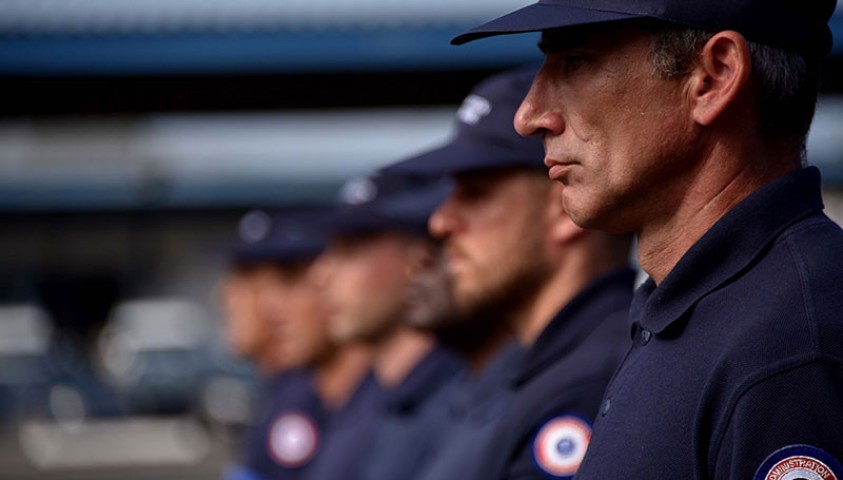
[601,398,611,416]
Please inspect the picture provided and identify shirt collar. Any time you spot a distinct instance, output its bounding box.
[630,167,824,336]
[452,341,523,404]
[327,370,383,427]
[381,346,463,414]
[512,267,637,386]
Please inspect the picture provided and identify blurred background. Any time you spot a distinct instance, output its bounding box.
[0,1,841,479]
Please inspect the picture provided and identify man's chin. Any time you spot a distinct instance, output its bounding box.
[454,286,484,312]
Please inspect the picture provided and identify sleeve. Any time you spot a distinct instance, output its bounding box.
[503,413,593,480]
[713,361,843,479]
[506,438,548,480]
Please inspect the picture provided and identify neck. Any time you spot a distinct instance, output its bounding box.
[313,343,372,410]
[637,143,797,284]
[514,276,574,346]
[372,327,435,388]
[516,236,629,345]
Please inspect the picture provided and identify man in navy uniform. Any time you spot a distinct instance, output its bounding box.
[303,173,463,480]
[452,1,843,478]
[221,209,371,480]
[217,210,291,378]
[385,64,635,480]
[385,166,526,480]
[218,209,327,480]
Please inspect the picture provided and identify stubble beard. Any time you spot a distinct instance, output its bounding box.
[453,255,552,326]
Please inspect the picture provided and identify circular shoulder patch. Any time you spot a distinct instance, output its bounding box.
[532,415,592,479]
[753,445,843,480]
[267,411,320,468]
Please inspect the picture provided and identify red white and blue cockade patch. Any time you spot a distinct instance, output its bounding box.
[531,414,592,479]
[267,411,320,468]
[753,445,843,480]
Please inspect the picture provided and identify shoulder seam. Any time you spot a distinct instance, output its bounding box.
[783,229,821,351]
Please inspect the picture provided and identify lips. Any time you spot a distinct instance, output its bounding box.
[442,248,467,276]
[546,160,574,181]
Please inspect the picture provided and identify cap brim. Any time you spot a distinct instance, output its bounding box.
[383,141,543,178]
[228,243,324,265]
[327,181,451,237]
[451,3,645,45]
[323,211,395,237]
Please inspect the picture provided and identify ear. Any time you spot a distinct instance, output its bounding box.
[687,31,752,126]
[546,182,585,244]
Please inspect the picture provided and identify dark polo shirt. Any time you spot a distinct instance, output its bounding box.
[576,167,843,479]
[474,268,635,480]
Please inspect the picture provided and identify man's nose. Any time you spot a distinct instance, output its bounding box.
[428,197,456,240]
[514,89,541,137]
[514,67,565,139]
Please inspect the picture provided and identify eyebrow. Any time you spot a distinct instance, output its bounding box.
[537,32,584,54]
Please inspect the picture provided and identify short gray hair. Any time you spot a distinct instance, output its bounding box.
[649,26,821,161]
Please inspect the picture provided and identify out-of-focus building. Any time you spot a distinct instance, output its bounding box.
[0,1,840,478]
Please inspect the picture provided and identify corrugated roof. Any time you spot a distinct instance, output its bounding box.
[0,1,838,76]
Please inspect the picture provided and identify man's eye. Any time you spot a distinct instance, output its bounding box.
[457,183,490,200]
[560,55,586,72]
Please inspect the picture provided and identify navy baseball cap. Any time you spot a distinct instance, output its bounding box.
[327,173,452,237]
[228,209,329,265]
[452,0,838,56]
[381,64,545,178]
